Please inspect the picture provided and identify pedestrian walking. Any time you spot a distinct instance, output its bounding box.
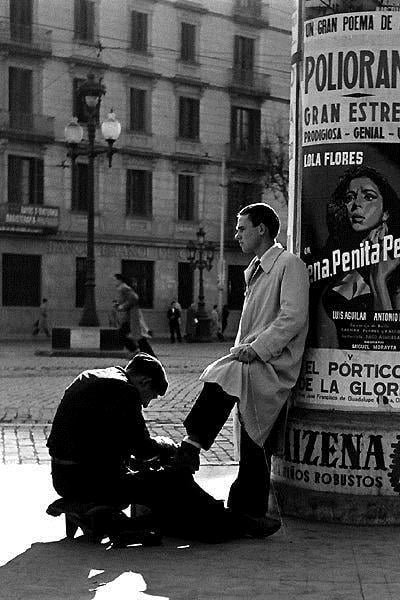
[131,278,157,357]
[172,203,309,533]
[167,300,182,343]
[114,274,139,353]
[32,298,51,337]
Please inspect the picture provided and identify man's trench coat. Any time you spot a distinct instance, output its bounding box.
[200,243,310,447]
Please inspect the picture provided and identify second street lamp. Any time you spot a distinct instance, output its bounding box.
[186,227,215,341]
[64,73,121,327]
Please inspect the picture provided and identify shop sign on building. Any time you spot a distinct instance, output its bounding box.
[0,204,59,233]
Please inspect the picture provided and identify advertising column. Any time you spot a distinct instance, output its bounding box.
[273,0,400,523]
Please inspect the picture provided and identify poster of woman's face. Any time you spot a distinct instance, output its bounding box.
[302,143,400,351]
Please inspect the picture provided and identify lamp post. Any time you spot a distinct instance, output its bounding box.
[186,227,215,341]
[64,73,121,327]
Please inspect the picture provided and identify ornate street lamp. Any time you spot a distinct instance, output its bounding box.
[186,227,215,341]
[64,73,121,327]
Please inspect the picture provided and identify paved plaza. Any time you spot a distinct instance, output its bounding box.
[0,338,399,600]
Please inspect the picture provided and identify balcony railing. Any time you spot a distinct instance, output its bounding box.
[0,110,55,140]
[0,19,52,55]
[229,68,270,96]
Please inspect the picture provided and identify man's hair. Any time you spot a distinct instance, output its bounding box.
[238,203,280,239]
[126,352,168,396]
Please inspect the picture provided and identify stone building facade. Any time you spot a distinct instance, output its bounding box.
[0,0,291,336]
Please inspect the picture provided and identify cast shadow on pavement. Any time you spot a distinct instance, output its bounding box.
[0,533,280,600]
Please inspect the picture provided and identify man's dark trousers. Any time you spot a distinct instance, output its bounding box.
[184,382,272,518]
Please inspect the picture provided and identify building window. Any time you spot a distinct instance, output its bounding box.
[75,257,86,308]
[71,163,89,212]
[10,0,33,43]
[178,174,195,221]
[131,10,148,52]
[130,88,147,132]
[233,35,255,72]
[231,106,260,153]
[226,181,261,240]
[74,0,95,42]
[2,254,41,306]
[178,262,194,309]
[179,97,199,139]
[9,67,32,126]
[121,260,154,308]
[8,156,43,205]
[126,170,152,217]
[227,181,261,223]
[73,77,99,123]
[227,264,245,310]
[180,22,196,62]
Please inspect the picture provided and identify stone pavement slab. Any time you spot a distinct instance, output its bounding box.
[1,465,400,600]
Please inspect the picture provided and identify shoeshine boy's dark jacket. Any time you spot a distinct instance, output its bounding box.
[47,367,159,470]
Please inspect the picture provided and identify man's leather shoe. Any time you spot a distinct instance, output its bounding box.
[238,514,281,538]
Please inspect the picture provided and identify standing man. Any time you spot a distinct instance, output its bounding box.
[173,203,309,526]
[167,300,182,343]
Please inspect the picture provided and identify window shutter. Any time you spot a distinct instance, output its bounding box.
[231,107,238,146]
[233,35,241,68]
[132,11,148,51]
[130,88,146,131]
[145,171,152,216]
[181,23,195,62]
[178,175,185,220]
[126,170,132,215]
[86,1,95,41]
[9,67,32,114]
[131,11,138,48]
[193,99,199,138]
[74,0,83,37]
[72,163,88,211]
[179,97,186,137]
[8,156,21,204]
[251,109,261,147]
[243,37,254,71]
[140,13,148,51]
[30,158,44,205]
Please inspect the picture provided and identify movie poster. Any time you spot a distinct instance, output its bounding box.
[296,7,400,410]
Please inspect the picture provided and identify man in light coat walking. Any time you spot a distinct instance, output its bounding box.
[173,203,309,527]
